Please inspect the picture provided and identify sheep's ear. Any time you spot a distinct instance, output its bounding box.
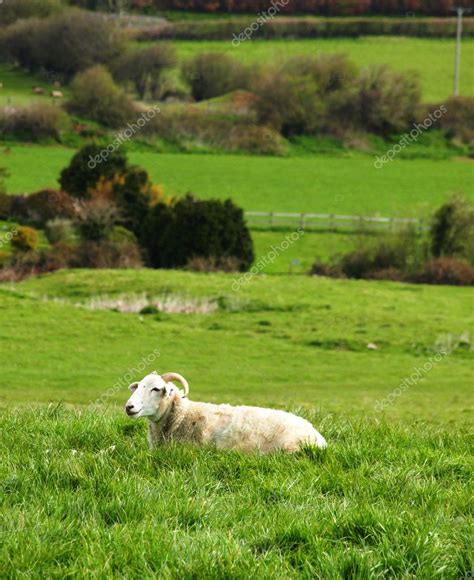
[152,371,158,375]
[129,382,139,391]
[164,383,174,397]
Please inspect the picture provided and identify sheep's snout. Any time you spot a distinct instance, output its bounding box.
[125,401,141,417]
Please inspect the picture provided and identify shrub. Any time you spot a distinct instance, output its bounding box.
[412,257,474,286]
[186,256,243,273]
[283,54,358,96]
[310,260,345,278]
[60,145,128,198]
[45,219,76,245]
[76,198,121,242]
[354,65,421,135]
[108,225,138,246]
[113,44,177,100]
[0,9,124,79]
[0,193,13,220]
[437,96,474,144]
[11,226,39,253]
[0,0,62,26]
[130,1,471,17]
[68,65,135,128]
[142,195,254,271]
[77,240,143,268]
[254,72,324,136]
[182,53,250,101]
[430,194,474,262]
[24,189,76,226]
[0,104,64,142]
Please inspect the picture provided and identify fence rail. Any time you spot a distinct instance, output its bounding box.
[245,211,426,232]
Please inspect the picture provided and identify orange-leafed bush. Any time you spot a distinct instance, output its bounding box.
[11,226,39,253]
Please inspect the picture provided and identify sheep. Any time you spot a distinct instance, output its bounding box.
[125,372,327,454]
[50,90,63,98]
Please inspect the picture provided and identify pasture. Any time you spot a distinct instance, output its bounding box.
[1,269,472,577]
[168,37,474,102]
[2,145,473,216]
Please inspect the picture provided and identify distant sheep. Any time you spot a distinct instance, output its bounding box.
[50,91,63,98]
[125,372,327,453]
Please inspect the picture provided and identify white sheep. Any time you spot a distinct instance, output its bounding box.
[125,372,327,453]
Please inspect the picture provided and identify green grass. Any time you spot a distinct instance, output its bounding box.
[1,406,472,578]
[0,268,473,577]
[2,269,472,417]
[3,145,473,217]
[171,37,474,102]
[0,64,69,107]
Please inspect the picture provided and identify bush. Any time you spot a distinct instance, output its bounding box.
[0,9,124,79]
[76,198,121,242]
[68,65,135,128]
[430,194,474,262]
[0,0,61,26]
[0,104,64,142]
[23,190,76,226]
[283,54,358,96]
[186,256,243,273]
[60,145,128,199]
[135,17,474,42]
[108,225,138,246]
[77,240,143,268]
[437,96,474,144]
[131,1,472,17]
[254,72,324,136]
[412,257,474,286]
[354,65,421,135]
[113,44,177,100]
[182,53,250,101]
[0,193,13,220]
[11,226,39,253]
[45,219,76,245]
[142,195,254,271]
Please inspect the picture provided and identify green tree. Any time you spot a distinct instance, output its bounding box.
[142,195,254,271]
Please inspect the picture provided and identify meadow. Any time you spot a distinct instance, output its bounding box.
[1,269,473,577]
[166,37,474,102]
[1,7,473,576]
[3,145,473,217]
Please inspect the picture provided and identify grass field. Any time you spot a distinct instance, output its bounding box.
[0,269,473,577]
[3,145,473,217]
[171,37,474,102]
[0,64,69,107]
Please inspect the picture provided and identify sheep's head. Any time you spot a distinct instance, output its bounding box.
[125,372,189,420]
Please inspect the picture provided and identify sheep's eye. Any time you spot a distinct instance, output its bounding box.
[151,387,160,393]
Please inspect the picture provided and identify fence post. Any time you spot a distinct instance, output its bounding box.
[300,213,305,230]
[270,212,274,228]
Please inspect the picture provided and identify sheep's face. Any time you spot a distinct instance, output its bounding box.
[125,372,173,420]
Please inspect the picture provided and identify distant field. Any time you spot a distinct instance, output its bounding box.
[2,145,473,217]
[2,269,473,417]
[171,37,474,102]
[0,64,69,107]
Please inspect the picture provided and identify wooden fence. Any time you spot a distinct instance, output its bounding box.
[244,211,426,232]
